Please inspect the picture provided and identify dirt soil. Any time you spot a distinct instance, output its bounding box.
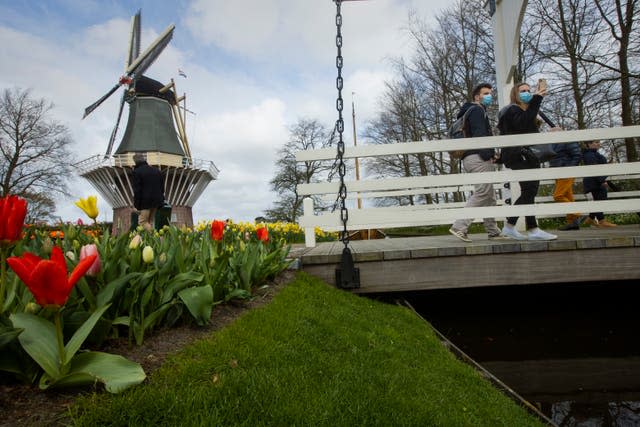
[0,271,294,427]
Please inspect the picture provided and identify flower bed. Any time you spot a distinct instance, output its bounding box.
[0,194,301,393]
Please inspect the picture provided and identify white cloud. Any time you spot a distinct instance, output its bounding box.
[1,0,452,224]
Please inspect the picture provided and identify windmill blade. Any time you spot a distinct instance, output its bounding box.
[104,91,127,157]
[82,83,121,119]
[125,10,142,70]
[126,24,175,77]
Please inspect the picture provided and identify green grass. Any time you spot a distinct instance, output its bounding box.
[69,273,543,426]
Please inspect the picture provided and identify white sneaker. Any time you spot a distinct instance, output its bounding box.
[527,228,557,241]
[449,228,472,243]
[500,226,527,240]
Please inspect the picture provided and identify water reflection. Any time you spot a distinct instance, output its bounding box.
[404,280,640,427]
[548,400,640,426]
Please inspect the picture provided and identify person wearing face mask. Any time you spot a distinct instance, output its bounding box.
[497,81,557,241]
[449,83,505,243]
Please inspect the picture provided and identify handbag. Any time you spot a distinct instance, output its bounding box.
[529,144,556,162]
[531,111,558,162]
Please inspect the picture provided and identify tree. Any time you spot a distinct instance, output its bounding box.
[364,0,495,205]
[265,118,334,222]
[592,0,640,160]
[0,88,75,221]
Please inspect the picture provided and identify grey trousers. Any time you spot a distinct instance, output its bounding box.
[451,154,501,235]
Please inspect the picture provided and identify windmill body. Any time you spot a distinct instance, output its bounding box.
[75,11,218,233]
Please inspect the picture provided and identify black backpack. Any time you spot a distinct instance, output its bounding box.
[447,105,479,159]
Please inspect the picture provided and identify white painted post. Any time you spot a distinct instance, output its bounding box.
[487,0,528,230]
[303,197,316,248]
[488,0,528,110]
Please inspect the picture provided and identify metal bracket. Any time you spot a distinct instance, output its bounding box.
[335,247,360,289]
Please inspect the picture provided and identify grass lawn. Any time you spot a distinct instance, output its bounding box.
[69,272,544,426]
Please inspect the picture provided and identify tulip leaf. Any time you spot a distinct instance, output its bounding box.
[161,271,204,304]
[40,351,146,393]
[142,302,173,330]
[178,285,213,326]
[112,316,130,326]
[64,304,111,363]
[96,272,140,307]
[0,326,22,348]
[10,313,60,378]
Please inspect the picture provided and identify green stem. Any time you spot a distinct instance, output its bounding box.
[54,309,66,367]
[0,246,7,314]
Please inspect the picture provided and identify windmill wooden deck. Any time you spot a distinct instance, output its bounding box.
[294,225,640,293]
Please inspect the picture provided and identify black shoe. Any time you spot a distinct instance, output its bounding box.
[558,222,579,231]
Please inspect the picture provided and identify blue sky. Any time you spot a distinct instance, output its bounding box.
[0,0,449,224]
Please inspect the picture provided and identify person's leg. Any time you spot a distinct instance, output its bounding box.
[517,180,539,230]
[148,207,158,230]
[451,155,500,236]
[590,187,616,226]
[138,209,153,231]
[554,178,579,223]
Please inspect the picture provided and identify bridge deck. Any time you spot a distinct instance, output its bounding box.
[296,225,640,293]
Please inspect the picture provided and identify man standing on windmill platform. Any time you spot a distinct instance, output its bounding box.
[132,153,165,231]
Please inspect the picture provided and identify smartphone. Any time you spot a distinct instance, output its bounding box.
[538,78,548,91]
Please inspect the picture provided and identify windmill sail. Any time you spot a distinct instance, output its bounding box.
[83,83,122,119]
[82,22,174,119]
[126,24,174,77]
[126,11,141,70]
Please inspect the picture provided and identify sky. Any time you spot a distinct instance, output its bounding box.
[0,0,450,224]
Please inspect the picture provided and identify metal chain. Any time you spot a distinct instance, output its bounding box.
[334,0,349,249]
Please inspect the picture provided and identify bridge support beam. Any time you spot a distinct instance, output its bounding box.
[486,0,529,109]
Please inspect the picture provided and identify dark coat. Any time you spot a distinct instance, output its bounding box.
[458,102,495,161]
[550,141,582,167]
[132,161,164,210]
[582,148,608,193]
[497,95,543,169]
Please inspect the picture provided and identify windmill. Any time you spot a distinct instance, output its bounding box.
[74,10,218,234]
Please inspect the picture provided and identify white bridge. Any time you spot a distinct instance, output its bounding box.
[296,126,640,247]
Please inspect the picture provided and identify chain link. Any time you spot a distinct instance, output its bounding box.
[334,0,350,248]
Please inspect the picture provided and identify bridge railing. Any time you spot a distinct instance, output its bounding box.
[295,125,640,247]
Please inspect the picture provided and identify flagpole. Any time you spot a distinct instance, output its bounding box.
[351,92,362,209]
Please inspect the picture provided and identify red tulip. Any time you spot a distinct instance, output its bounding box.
[256,226,269,243]
[211,220,225,241]
[6,246,97,307]
[0,195,27,245]
[80,244,101,277]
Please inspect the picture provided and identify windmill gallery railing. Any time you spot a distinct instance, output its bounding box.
[296,126,640,247]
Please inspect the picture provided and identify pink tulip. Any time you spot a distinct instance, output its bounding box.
[79,244,101,277]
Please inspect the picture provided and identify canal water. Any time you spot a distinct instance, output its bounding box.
[403,280,640,426]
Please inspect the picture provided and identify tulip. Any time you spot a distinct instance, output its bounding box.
[0,195,27,246]
[80,244,101,277]
[129,234,142,249]
[142,246,154,264]
[256,226,269,243]
[24,301,40,314]
[75,195,99,222]
[65,251,76,261]
[42,237,54,254]
[211,220,225,241]
[6,246,97,307]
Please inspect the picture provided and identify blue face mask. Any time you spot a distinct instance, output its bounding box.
[519,92,533,104]
[480,94,493,106]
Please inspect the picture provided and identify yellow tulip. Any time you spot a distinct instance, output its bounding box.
[75,195,99,221]
[142,245,154,264]
[129,234,142,249]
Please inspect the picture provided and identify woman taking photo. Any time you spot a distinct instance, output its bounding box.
[498,81,557,241]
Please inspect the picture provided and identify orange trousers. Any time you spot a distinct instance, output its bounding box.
[553,178,580,222]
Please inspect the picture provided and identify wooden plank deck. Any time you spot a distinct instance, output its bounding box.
[295,225,640,293]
